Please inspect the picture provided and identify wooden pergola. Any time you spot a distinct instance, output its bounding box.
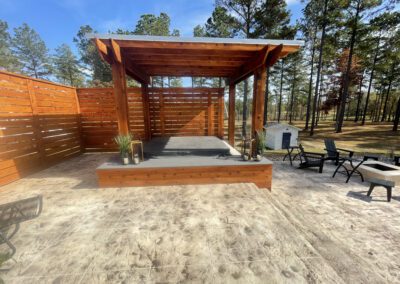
[88,34,302,145]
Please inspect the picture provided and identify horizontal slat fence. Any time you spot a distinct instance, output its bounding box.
[148,88,224,138]
[76,88,119,151]
[0,71,82,186]
[76,87,146,151]
[1,71,225,186]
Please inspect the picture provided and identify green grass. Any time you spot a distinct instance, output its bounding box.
[226,120,400,156]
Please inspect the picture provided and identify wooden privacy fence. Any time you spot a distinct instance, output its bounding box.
[0,72,82,186]
[76,87,225,151]
[76,87,146,151]
[0,70,225,186]
[148,88,224,137]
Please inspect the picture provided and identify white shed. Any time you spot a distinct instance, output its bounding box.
[264,123,300,150]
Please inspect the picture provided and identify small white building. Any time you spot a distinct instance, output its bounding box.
[264,123,300,150]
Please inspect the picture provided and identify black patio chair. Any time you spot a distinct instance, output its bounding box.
[324,139,354,165]
[298,144,325,173]
[394,156,400,167]
[0,195,42,258]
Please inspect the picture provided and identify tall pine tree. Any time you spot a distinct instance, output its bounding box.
[12,23,51,78]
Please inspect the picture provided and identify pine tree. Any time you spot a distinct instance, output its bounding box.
[216,0,261,137]
[53,44,84,87]
[12,23,51,78]
[74,25,112,85]
[253,0,294,125]
[0,20,20,72]
[194,7,237,38]
[335,0,382,132]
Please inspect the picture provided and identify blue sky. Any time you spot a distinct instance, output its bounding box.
[0,0,304,52]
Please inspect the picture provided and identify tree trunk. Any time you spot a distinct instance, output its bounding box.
[381,67,393,122]
[242,80,248,137]
[354,73,363,122]
[362,35,381,125]
[289,70,296,124]
[393,97,400,131]
[304,34,317,130]
[376,88,384,122]
[310,0,328,136]
[263,67,270,125]
[316,67,324,126]
[278,60,284,123]
[336,0,361,132]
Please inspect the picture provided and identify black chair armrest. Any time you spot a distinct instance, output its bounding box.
[336,148,354,154]
[324,148,339,156]
[304,151,325,157]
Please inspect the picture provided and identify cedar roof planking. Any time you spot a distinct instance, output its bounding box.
[86,33,303,80]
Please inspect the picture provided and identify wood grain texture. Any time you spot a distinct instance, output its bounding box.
[228,84,236,146]
[0,71,82,187]
[148,88,224,137]
[97,164,272,189]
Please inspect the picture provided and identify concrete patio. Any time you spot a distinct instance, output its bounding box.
[1,154,400,283]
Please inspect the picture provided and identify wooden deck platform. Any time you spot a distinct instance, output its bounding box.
[96,156,273,189]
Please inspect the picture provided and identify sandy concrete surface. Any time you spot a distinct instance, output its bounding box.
[0,153,399,283]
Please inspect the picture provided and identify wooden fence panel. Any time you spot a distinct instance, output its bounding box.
[0,71,82,187]
[76,87,225,149]
[76,88,119,152]
[77,87,145,151]
[148,88,224,138]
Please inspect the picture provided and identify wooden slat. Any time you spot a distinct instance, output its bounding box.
[228,84,236,146]
[97,164,272,189]
[0,71,83,186]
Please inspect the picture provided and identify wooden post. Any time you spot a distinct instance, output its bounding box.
[251,65,266,137]
[217,90,224,139]
[141,83,151,140]
[111,60,129,135]
[228,84,236,146]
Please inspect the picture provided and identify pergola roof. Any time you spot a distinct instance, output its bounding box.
[87,34,303,84]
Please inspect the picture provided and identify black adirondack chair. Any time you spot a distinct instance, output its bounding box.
[394,156,400,167]
[298,144,325,173]
[324,139,354,165]
[0,195,42,258]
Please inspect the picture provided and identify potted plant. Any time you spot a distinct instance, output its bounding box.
[254,130,266,161]
[114,134,132,165]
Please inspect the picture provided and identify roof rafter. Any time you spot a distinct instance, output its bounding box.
[107,39,150,84]
[229,46,270,85]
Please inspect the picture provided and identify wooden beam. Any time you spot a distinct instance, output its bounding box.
[229,46,270,85]
[124,60,150,84]
[124,48,257,57]
[107,39,150,84]
[116,40,268,51]
[266,44,283,67]
[126,54,251,62]
[110,39,122,63]
[251,65,266,143]
[111,59,130,135]
[147,70,232,77]
[217,90,224,139]
[228,83,236,146]
[94,38,111,64]
[141,83,151,140]
[135,60,243,67]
